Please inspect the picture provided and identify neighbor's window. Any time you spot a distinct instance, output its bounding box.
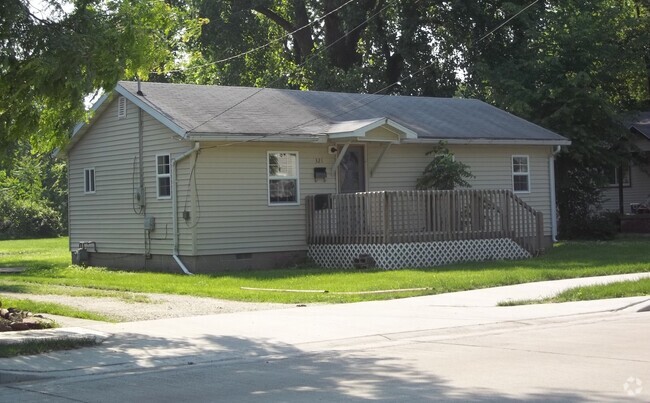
[156,155,171,199]
[84,168,95,194]
[605,165,631,187]
[512,155,530,193]
[268,152,299,205]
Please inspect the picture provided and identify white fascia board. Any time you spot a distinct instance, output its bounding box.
[115,83,187,138]
[402,138,572,146]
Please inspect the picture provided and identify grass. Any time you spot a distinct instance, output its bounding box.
[1,237,649,307]
[0,280,151,303]
[499,278,650,306]
[0,337,100,358]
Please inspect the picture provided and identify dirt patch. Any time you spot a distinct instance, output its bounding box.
[0,291,292,323]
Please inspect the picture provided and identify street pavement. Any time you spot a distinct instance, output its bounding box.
[0,273,649,402]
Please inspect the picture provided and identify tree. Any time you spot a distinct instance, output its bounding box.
[180,0,459,95]
[415,143,474,191]
[0,0,200,158]
[459,0,650,238]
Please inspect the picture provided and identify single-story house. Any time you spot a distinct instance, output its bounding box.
[600,112,650,214]
[64,81,570,272]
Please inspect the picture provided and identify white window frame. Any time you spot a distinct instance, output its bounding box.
[606,165,631,187]
[267,151,300,206]
[512,155,530,193]
[117,96,127,119]
[156,154,172,199]
[84,168,96,194]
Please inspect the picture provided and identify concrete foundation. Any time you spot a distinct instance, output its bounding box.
[76,250,308,273]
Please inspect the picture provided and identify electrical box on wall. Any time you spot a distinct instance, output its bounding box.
[135,187,146,207]
[144,216,155,231]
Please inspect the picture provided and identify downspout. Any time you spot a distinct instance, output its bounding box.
[172,142,200,275]
[549,145,561,242]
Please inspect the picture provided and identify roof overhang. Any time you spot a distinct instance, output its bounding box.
[327,117,417,142]
[402,138,572,146]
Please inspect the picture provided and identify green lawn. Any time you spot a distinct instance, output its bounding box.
[500,278,650,306]
[1,237,649,305]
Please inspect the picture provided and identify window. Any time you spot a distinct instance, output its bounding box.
[512,155,530,193]
[605,165,631,187]
[156,155,171,199]
[268,152,299,205]
[117,96,127,119]
[84,168,95,194]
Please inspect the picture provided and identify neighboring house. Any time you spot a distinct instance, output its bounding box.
[63,81,570,272]
[600,112,650,213]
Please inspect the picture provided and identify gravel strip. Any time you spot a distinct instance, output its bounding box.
[0,292,292,322]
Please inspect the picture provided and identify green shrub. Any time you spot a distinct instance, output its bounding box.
[0,195,63,239]
[561,212,618,240]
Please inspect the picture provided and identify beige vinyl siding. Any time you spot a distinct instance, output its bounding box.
[194,143,336,255]
[68,98,191,255]
[193,142,554,255]
[600,165,650,212]
[366,144,554,235]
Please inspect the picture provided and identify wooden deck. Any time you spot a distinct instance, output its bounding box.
[306,189,545,256]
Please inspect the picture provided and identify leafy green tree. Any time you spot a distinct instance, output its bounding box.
[0,0,200,158]
[415,143,474,190]
[460,0,650,237]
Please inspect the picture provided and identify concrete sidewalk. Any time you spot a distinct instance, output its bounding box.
[1,273,649,382]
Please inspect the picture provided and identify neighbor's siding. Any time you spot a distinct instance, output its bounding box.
[68,97,191,256]
[600,165,650,212]
[192,141,554,256]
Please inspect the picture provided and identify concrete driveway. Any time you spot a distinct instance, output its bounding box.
[0,273,649,402]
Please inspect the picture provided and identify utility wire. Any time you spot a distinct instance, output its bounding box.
[187,0,397,134]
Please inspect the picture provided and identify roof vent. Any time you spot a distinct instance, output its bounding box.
[117,96,127,119]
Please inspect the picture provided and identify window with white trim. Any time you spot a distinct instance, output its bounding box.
[268,152,299,205]
[605,165,631,187]
[156,155,171,199]
[512,155,530,193]
[84,168,95,194]
[117,96,127,119]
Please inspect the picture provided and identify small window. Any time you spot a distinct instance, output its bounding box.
[156,155,171,199]
[268,152,299,205]
[117,96,127,119]
[605,165,631,187]
[84,168,95,194]
[512,155,530,193]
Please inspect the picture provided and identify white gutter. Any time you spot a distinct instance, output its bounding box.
[402,138,572,146]
[172,142,200,275]
[185,134,324,143]
[549,145,562,242]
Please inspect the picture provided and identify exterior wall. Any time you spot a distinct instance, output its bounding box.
[191,141,555,261]
[366,143,554,235]
[67,97,191,262]
[600,164,650,213]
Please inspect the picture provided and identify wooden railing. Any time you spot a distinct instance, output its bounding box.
[305,189,545,255]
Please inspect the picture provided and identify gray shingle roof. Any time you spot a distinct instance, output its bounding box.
[117,81,569,144]
[629,112,650,140]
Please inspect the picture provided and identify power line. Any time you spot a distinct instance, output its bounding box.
[167,0,358,75]
[187,0,397,133]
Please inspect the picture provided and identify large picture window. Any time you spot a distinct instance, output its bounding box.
[512,155,530,193]
[156,155,171,199]
[268,152,299,205]
[84,168,95,194]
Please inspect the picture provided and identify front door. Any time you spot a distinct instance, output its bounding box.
[338,145,366,193]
